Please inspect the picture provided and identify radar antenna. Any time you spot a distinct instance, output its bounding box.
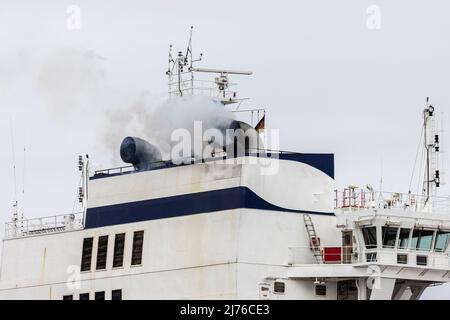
[166,26,252,105]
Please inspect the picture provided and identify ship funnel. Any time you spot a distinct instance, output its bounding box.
[224,120,264,157]
[120,137,163,171]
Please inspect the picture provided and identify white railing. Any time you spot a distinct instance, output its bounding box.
[335,189,450,214]
[288,245,450,269]
[168,78,238,102]
[4,212,84,239]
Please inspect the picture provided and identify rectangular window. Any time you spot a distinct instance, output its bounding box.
[382,227,398,248]
[418,230,434,251]
[397,254,408,264]
[80,237,94,272]
[273,281,285,294]
[411,229,420,249]
[96,235,108,270]
[112,289,122,301]
[79,293,90,300]
[113,233,126,268]
[131,231,144,266]
[95,291,105,300]
[434,231,450,252]
[366,252,377,262]
[411,229,434,251]
[63,295,73,300]
[315,284,327,296]
[416,255,428,266]
[362,227,377,249]
[337,280,358,300]
[398,228,410,249]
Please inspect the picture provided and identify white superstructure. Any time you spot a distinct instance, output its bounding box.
[1,30,449,300]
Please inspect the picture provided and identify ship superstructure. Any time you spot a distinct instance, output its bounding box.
[1,30,450,300]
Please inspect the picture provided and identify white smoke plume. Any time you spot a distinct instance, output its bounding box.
[1,45,236,166]
[104,94,236,161]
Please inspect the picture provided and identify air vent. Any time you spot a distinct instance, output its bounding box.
[416,255,427,266]
[274,281,285,294]
[397,254,408,264]
[315,284,327,296]
[80,238,94,272]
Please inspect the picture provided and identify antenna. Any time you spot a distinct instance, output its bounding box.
[166,27,251,104]
[379,155,383,192]
[77,154,90,227]
[22,147,26,222]
[9,116,19,225]
[421,97,441,210]
[439,111,446,188]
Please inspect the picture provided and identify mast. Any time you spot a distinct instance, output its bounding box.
[166,27,252,105]
[422,98,441,210]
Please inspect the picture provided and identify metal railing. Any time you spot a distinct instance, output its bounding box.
[288,245,450,269]
[168,77,238,101]
[4,212,84,239]
[335,189,450,214]
[92,149,297,178]
[94,164,138,176]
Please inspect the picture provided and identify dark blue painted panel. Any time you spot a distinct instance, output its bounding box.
[85,187,334,229]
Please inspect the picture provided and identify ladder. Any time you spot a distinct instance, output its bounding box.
[303,214,323,264]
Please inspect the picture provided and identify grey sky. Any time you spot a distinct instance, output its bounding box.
[1,0,449,298]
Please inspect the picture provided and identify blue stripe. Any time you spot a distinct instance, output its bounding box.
[278,153,334,179]
[85,187,334,229]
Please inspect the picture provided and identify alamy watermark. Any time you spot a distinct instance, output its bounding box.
[66,5,81,31]
[66,265,81,290]
[366,5,382,30]
[169,121,280,176]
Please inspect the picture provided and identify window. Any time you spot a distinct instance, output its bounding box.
[113,233,126,268]
[417,230,434,251]
[80,237,94,272]
[434,231,450,252]
[273,281,285,294]
[398,228,411,249]
[366,252,377,262]
[112,289,122,301]
[95,291,105,300]
[416,255,428,266]
[411,229,434,251]
[337,280,358,300]
[131,231,144,266]
[96,235,109,270]
[397,254,408,264]
[315,284,327,296]
[79,293,90,300]
[382,227,398,248]
[63,295,73,300]
[362,227,377,249]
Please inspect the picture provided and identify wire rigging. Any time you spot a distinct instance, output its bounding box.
[9,116,18,209]
[22,147,26,219]
[409,124,424,193]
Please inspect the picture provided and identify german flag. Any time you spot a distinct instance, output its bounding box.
[255,115,265,133]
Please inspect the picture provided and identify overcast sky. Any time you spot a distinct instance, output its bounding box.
[1,0,449,299]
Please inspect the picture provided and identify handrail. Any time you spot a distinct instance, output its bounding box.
[4,212,84,239]
[168,77,239,100]
[288,245,450,268]
[335,188,450,214]
[92,149,298,177]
